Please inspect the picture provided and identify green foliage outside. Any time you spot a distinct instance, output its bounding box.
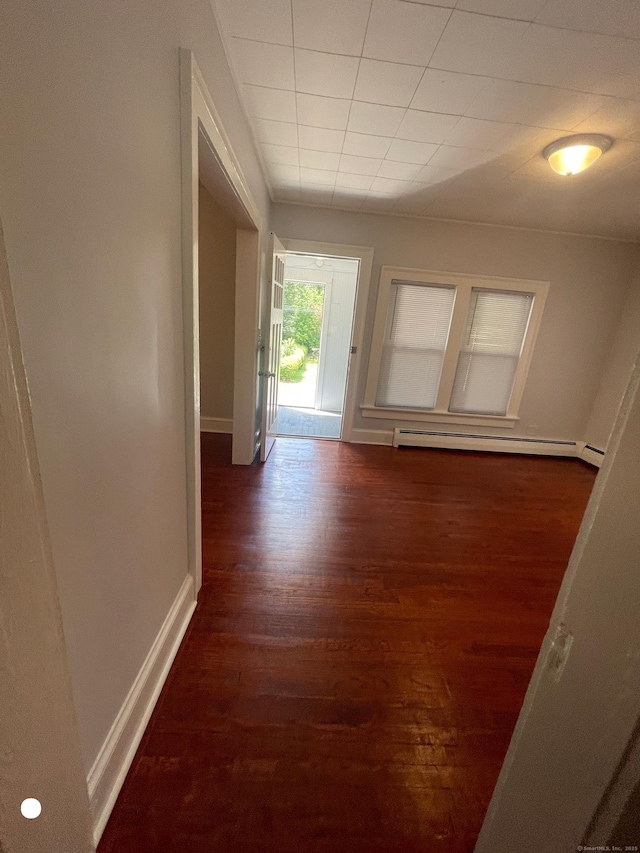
[282,281,324,353]
[279,339,306,382]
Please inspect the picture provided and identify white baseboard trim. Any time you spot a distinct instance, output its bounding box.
[200,416,233,434]
[87,573,197,844]
[577,442,605,468]
[349,428,394,446]
[393,429,578,457]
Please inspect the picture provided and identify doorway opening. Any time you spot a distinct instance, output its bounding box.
[277,252,360,440]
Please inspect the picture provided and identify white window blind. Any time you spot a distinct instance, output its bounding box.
[376,281,455,410]
[449,288,534,416]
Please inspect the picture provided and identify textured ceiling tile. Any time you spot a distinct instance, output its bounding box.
[295,49,360,99]
[348,101,406,137]
[298,125,345,152]
[377,160,422,180]
[456,0,547,21]
[336,172,374,190]
[354,59,424,108]
[254,118,298,147]
[261,143,300,166]
[428,145,496,170]
[293,0,372,55]
[386,138,440,164]
[299,167,337,185]
[429,11,529,77]
[232,39,295,89]
[244,85,298,123]
[410,69,487,115]
[296,93,351,130]
[466,78,605,130]
[397,110,460,143]
[218,0,293,44]
[343,131,393,158]
[363,0,452,66]
[339,153,383,175]
[534,0,640,40]
[299,149,341,170]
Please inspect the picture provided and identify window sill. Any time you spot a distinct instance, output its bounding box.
[360,404,519,429]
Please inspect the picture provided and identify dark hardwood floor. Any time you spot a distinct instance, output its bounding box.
[98,435,596,853]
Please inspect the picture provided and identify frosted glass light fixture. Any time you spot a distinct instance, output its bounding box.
[543,134,612,176]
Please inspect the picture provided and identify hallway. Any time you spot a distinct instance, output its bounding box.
[98,435,595,852]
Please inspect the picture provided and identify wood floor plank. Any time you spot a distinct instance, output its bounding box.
[98,435,595,852]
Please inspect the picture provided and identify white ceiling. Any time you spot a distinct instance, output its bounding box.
[212,0,640,240]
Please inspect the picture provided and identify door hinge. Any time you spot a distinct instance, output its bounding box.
[350,345,358,355]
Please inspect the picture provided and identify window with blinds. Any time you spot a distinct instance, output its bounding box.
[449,288,534,416]
[375,281,455,409]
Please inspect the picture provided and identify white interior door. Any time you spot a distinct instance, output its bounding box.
[260,233,285,461]
[315,266,359,414]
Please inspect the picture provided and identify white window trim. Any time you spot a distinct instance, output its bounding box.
[362,266,549,427]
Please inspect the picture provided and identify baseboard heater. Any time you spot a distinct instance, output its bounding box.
[392,428,578,458]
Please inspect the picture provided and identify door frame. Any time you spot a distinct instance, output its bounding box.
[180,49,264,592]
[279,239,373,443]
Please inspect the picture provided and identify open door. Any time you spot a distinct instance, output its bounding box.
[260,233,285,461]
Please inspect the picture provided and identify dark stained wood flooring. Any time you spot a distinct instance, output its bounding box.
[98,435,596,853]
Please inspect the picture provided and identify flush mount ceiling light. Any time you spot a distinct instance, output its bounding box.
[543,134,612,176]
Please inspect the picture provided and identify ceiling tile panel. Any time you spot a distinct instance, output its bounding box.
[498,24,640,99]
[215,0,640,237]
[267,164,301,182]
[427,145,496,170]
[292,0,372,55]
[343,131,393,158]
[370,177,413,195]
[385,138,440,164]
[397,110,460,143]
[466,79,605,130]
[354,59,424,108]
[233,39,295,89]
[218,0,293,44]
[571,98,640,140]
[336,172,375,189]
[244,85,298,123]
[363,0,452,66]
[455,0,547,21]
[299,167,338,185]
[254,118,298,147]
[429,11,529,77]
[410,69,487,115]
[377,160,422,180]
[261,143,300,165]
[299,149,342,170]
[296,93,351,130]
[347,102,406,137]
[295,49,360,99]
[339,154,383,175]
[534,0,640,40]
[298,125,345,152]
[414,164,460,183]
[445,117,518,150]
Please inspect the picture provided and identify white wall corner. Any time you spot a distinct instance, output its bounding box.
[200,416,234,434]
[349,428,394,446]
[87,573,197,845]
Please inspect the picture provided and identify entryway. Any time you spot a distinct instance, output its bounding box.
[277,252,360,440]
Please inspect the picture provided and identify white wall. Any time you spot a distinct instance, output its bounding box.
[271,204,640,443]
[584,264,640,451]
[199,182,236,422]
[0,0,269,774]
[477,345,640,853]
